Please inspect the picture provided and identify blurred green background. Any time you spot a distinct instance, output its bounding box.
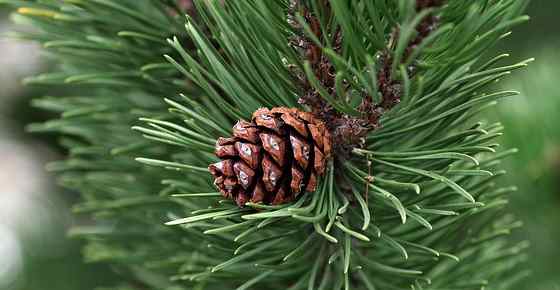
[0,2,558,290]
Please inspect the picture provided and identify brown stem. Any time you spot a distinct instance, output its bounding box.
[291,0,445,157]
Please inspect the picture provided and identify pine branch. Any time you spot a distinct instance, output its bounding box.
[291,0,446,156]
[5,0,533,289]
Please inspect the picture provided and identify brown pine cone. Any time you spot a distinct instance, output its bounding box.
[209,107,332,207]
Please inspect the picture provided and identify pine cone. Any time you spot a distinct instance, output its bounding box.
[209,107,332,207]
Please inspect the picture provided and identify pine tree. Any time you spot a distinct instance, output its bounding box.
[4,0,532,289]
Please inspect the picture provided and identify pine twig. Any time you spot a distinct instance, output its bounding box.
[291,0,446,157]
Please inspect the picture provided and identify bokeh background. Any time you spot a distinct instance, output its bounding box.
[0,2,558,290]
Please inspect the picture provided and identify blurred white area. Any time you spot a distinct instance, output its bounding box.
[0,17,69,289]
[0,226,23,290]
[0,140,63,237]
[0,19,41,101]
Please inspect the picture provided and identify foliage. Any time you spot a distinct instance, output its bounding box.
[3,0,531,289]
[494,49,560,290]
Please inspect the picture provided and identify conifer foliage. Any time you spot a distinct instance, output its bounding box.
[5,0,532,289]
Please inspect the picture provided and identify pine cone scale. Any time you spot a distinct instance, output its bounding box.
[260,132,287,165]
[209,107,332,206]
[235,142,260,169]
